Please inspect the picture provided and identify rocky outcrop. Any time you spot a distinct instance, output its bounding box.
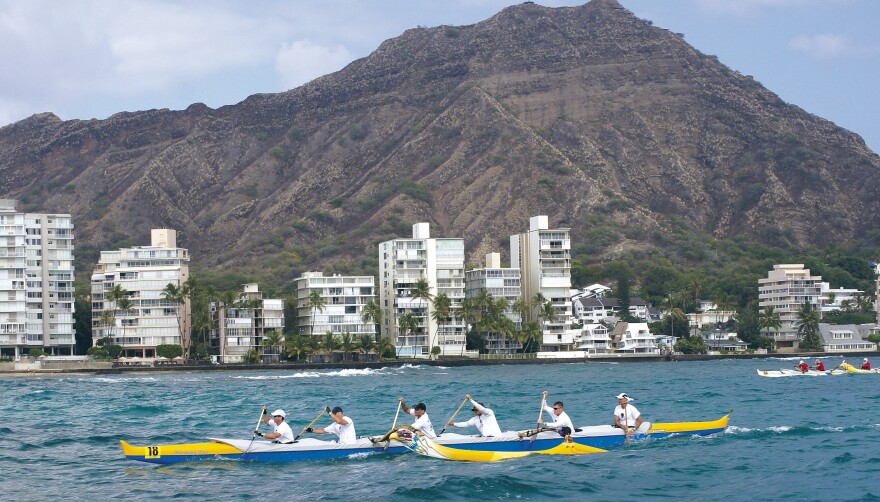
[0,0,877,282]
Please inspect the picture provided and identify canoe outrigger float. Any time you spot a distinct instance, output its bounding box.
[121,413,730,464]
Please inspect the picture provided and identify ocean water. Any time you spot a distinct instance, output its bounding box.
[2,357,879,501]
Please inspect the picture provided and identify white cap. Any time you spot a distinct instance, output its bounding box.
[271,409,286,418]
[616,393,630,400]
[864,358,869,362]
[800,360,804,364]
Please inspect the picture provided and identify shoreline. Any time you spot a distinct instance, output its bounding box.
[2,351,876,376]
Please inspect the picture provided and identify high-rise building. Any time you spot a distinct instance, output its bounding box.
[379,223,466,357]
[210,283,283,363]
[0,200,75,358]
[91,229,190,358]
[758,264,823,352]
[293,272,376,340]
[465,253,522,354]
[510,215,574,351]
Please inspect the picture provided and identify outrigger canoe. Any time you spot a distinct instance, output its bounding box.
[120,437,407,465]
[396,413,731,461]
[839,362,880,374]
[122,414,730,465]
[756,369,846,377]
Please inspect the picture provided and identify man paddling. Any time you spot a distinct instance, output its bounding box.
[445,394,502,437]
[797,360,809,373]
[613,393,644,436]
[257,409,294,444]
[814,360,825,371]
[306,406,357,443]
[540,391,574,436]
[399,398,437,438]
[861,358,871,370]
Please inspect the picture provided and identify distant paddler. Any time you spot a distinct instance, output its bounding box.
[445,394,503,437]
[256,408,295,444]
[305,406,357,443]
[399,398,437,438]
[613,393,644,436]
[540,391,574,436]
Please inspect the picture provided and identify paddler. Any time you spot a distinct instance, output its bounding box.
[797,360,809,373]
[540,390,574,436]
[256,408,295,444]
[861,358,871,370]
[399,398,437,438]
[306,406,357,443]
[445,394,502,437]
[613,393,644,436]
[814,360,825,371]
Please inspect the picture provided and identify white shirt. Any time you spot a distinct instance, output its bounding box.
[454,400,502,437]
[543,405,574,432]
[614,404,641,428]
[407,409,437,438]
[270,420,295,443]
[323,416,356,444]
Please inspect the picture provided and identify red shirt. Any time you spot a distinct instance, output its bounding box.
[862,361,871,370]
[798,363,809,373]
[816,362,825,371]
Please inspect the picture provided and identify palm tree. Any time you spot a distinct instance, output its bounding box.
[115,296,134,356]
[104,284,127,343]
[660,293,686,338]
[431,293,452,356]
[512,299,529,327]
[361,299,383,340]
[285,334,306,362]
[307,290,325,337]
[263,329,284,362]
[758,306,782,339]
[397,312,419,357]
[519,320,542,353]
[357,333,375,361]
[161,280,192,359]
[410,277,433,351]
[376,337,395,360]
[306,335,320,363]
[99,310,114,344]
[796,302,822,351]
[322,331,340,363]
[340,331,355,363]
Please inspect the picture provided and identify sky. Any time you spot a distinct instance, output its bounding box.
[0,0,878,153]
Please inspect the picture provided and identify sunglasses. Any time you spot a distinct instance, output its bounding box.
[553,407,561,410]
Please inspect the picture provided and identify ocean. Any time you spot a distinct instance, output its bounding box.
[2,357,878,501]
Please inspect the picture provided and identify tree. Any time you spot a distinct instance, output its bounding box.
[674,336,708,354]
[519,320,542,353]
[115,296,134,353]
[285,334,307,362]
[430,345,441,359]
[244,349,261,364]
[431,293,452,355]
[614,267,636,322]
[340,331,355,363]
[263,329,284,362]
[736,303,764,349]
[397,312,419,356]
[796,302,822,351]
[73,294,92,355]
[357,334,375,361]
[307,290,325,337]
[161,281,193,359]
[758,306,782,338]
[156,344,183,359]
[322,331,340,362]
[376,337,395,360]
[411,277,433,349]
[361,299,383,339]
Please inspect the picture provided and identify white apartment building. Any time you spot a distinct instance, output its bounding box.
[820,283,864,312]
[91,229,190,358]
[510,215,574,351]
[465,253,522,354]
[294,272,375,339]
[379,223,466,357]
[758,264,823,352]
[211,283,284,363]
[0,200,75,358]
[686,301,736,329]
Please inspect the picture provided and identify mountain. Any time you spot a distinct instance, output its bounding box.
[1,0,878,286]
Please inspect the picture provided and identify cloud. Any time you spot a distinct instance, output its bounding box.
[275,40,353,90]
[789,34,853,60]
[694,0,840,15]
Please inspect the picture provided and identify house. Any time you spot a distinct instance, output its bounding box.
[574,323,611,354]
[818,324,877,353]
[702,328,748,352]
[573,297,652,323]
[610,322,660,354]
[570,284,611,302]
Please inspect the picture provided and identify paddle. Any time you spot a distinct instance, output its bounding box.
[380,401,403,449]
[243,405,267,456]
[439,396,470,436]
[294,406,331,442]
[531,393,547,444]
